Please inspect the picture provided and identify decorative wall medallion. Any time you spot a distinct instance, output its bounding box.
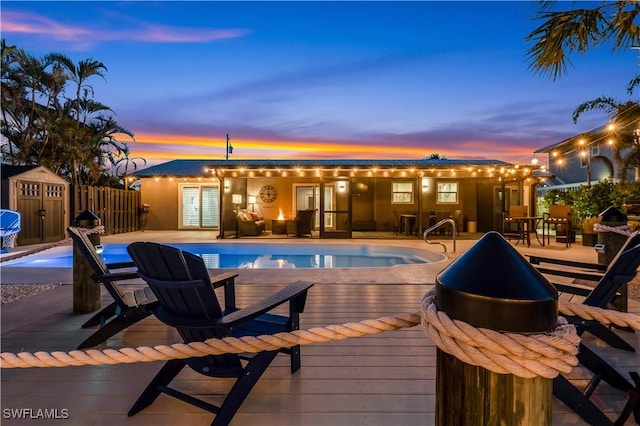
[260,185,277,203]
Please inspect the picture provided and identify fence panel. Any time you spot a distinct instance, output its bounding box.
[72,185,141,234]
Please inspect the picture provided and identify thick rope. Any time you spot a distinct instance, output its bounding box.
[0,226,104,263]
[593,223,632,236]
[421,290,579,379]
[1,298,638,371]
[0,312,421,369]
[560,302,640,329]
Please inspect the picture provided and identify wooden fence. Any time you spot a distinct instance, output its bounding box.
[72,185,141,234]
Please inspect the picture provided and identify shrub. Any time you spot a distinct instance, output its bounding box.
[572,180,616,219]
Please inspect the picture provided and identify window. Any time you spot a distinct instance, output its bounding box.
[437,182,458,204]
[392,182,413,204]
[581,144,599,168]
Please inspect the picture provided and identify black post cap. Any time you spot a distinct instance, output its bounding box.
[435,231,558,333]
[74,210,101,226]
[598,206,627,224]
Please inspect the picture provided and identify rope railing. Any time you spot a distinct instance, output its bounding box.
[593,223,633,236]
[1,293,638,374]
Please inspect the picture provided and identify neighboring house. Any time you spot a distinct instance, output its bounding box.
[1,165,69,245]
[534,131,635,192]
[133,158,539,238]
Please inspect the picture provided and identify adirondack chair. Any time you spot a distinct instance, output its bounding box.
[68,227,239,349]
[126,242,313,425]
[529,230,640,351]
[549,242,640,425]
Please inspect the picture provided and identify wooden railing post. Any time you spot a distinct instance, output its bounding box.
[596,206,629,312]
[73,210,102,314]
[433,231,558,425]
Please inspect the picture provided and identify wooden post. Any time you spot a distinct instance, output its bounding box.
[433,232,558,425]
[596,207,628,312]
[73,210,101,314]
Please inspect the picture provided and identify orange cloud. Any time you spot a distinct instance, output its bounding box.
[128,131,541,167]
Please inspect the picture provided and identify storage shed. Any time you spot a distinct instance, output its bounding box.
[1,165,69,245]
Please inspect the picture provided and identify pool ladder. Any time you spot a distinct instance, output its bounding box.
[422,218,456,253]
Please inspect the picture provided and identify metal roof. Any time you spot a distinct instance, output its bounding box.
[134,158,513,177]
[534,125,607,154]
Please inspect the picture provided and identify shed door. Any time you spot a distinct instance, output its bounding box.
[16,180,65,245]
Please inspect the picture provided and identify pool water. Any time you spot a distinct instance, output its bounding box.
[2,242,443,269]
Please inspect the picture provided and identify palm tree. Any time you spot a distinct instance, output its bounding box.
[2,41,141,187]
[526,1,640,80]
[573,97,640,181]
[49,55,107,123]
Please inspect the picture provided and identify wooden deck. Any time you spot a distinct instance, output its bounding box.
[1,278,639,425]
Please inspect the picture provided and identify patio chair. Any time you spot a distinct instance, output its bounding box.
[68,226,157,349]
[0,209,21,252]
[551,242,640,425]
[288,209,316,237]
[392,210,400,235]
[502,205,528,243]
[68,226,239,349]
[126,242,313,425]
[529,230,640,352]
[543,204,572,247]
[416,211,431,236]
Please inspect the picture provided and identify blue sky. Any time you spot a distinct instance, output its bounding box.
[2,1,637,166]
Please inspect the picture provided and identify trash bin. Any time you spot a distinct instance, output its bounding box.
[467,221,477,233]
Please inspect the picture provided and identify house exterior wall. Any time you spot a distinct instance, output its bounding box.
[139,174,500,233]
[545,144,633,184]
[140,177,181,230]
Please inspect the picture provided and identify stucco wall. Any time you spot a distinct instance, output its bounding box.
[141,175,499,233]
[140,177,180,230]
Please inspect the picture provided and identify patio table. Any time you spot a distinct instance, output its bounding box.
[399,214,416,236]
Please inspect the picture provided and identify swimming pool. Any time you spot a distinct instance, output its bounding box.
[2,242,445,269]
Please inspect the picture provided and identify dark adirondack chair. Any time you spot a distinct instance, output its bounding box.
[529,230,640,351]
[126,242,313,425]
[68,226,157,349]
[69,227,240,349]
[548,241,640,425]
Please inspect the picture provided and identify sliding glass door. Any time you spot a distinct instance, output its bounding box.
[294,184,335,229]
[179,184,220,229]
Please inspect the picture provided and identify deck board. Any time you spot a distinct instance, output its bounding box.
[1,282,638,425]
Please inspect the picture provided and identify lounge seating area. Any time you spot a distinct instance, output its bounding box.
[236,210,266,236]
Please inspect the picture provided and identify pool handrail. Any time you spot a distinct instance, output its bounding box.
[423,218,456,253]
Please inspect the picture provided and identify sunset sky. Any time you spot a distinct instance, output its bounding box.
[2,1,637,167]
